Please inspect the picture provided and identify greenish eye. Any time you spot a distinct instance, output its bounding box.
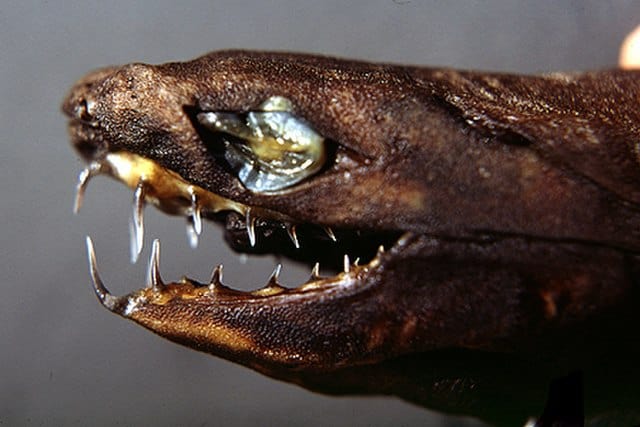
[198,96,326,193]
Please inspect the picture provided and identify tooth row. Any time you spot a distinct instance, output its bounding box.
[243,210,337,249]
[86,236,387,304]
[75,163,339,262]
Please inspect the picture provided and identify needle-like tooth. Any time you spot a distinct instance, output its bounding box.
[74,167,92,214]
[190,190,202,235]
[324,226,337,242]
[287,225,300,249]
[267,264,282,286]
[130,178,146,263]
[73,161,103,214]
[85,236,119,312]
[377,245,385,256]
[209,264,223,290]
[186,220,199,249]
[354,257,360,266]
[147,239,164,291]
[186,190,202,249]
[246,208,256,247]
[343,254,350,274]
[310,262,320,280]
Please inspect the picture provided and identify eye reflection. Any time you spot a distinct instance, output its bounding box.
[198,96,325,193]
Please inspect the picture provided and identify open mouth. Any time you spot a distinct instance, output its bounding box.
[72,144,410,370]
[74,149,404,305]
[75,148,403,255]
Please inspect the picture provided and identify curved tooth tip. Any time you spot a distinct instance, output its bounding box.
[128,220,141,264]
[147,239,164,291]
[186,220,199,249]
[209,264,224,289]
[324,226,337,242]
[267,264,282,286]
[377,245,385,255]
[73,169,91,215]
[287,225,300,249]
[246,208,256,247]
[190,190,202,235]
[130,179,146,264]
[343,254,350,274]
[85,236,120,312]
[73,162,103,215]
[397,231,414,246]
[310,262,320,280]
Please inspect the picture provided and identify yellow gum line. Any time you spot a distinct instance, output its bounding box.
[103,151,248,217]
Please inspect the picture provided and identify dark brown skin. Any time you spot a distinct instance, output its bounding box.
[63,51,640,425]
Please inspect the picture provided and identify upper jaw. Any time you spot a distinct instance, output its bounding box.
[72,150,402,271]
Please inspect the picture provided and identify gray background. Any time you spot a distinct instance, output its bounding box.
[2,1,638,426]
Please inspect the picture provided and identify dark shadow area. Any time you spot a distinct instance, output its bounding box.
[258,330,640,426]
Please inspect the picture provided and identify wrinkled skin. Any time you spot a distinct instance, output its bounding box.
[62,51,640,426]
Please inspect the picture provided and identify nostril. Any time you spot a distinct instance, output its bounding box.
[76,97,95,122]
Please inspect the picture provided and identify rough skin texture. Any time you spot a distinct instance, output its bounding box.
[63,51,640,425]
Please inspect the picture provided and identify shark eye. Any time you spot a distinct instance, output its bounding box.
[198,96,326,193]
